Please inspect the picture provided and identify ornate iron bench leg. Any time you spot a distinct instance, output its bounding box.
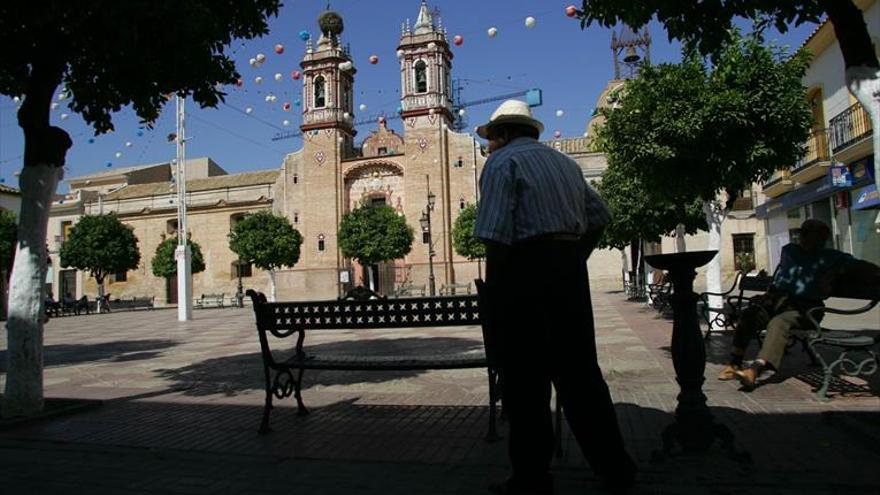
[294,368,309,416]
[259,365,273,434]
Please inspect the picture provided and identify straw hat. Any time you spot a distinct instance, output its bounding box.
[476,99,544,139]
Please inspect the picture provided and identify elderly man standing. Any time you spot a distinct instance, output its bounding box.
[475,100,635,495]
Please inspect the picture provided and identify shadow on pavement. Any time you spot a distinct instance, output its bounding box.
[156,336,485,397]
[0,339,179,372]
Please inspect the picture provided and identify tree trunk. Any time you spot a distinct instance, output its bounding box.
[619,248,628,291]
[267,269,277,302]
[366,265,375,292]
[675,224,687,252]
[702,201,727,330]
[96,277,105,314]
[3,164,63,418]
[822,0,880,229]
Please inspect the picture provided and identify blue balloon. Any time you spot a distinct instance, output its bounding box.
[396,106,403,114]
[137,130,144,137]
[299,30,310,41]
[87,138,95,144]
[0,178,5,183]
[106,162,113,167]
[294,99,301,107]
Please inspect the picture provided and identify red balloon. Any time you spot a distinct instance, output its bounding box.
[291,70,302,80]
[565,5,577,17]
[553,130,562,138]
[453,35,463,46]
[235,78,243,87]
[274,44,285,54]
[369,55,379,64]
[283,102,291,111]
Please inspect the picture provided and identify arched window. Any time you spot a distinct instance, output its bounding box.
[318,234,326,252]
[314,76,326,108]
[414,60,428,93]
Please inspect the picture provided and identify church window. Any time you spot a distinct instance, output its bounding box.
[378,147,388,156]
[318,234,326,252]
[414,60,428,93]
[293,212,299,224]
[454,157,464,168]
[370,196,387,207]
[166,219,178,235]
[293,173,299,185]
[459,198,466,210]
[314,76,326,108]
[230,212,248,231]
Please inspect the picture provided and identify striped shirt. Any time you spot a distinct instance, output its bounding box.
[475,137,611,245]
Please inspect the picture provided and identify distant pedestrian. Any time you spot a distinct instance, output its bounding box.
[475,100,635,494]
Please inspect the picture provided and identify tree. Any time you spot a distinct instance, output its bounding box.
[0,211,17,276]
[152,237,206,279]
[338,205,414,291]
[452,204,486,260]
[0,1,280,417]
[576,0,880,229]
[229,210,302,302]
[596,31,812,317]
[58,214,140,310]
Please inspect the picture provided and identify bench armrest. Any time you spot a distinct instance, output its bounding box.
[805,299,879,333]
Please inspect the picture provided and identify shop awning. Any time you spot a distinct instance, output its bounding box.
[853,184,879,210]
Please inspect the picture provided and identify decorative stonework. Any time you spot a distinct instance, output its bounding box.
[314,151,326,165]
[344,163,404,211]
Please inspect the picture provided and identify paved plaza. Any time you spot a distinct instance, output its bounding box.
[1,290,878,494]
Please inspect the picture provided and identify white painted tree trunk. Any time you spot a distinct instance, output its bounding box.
[845,66,880,231]
[3,164,63,418]
[366,265,375,292]
[619,248,628,290]
[703,201,727,331]
[96,280,104,314]
[267,269,277,302]
[675,223,687,253]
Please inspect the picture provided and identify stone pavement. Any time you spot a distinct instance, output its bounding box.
[0,290,878,494]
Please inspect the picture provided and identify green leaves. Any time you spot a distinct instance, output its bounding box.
[0,210,17,274]
[338,205,414,266]
[452,204,486,260]
[59,214,140,283]
[151,237,206,279]
[598,30,812,205]
[228,210,302,271]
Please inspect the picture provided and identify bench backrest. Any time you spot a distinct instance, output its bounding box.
[739,275,773,293]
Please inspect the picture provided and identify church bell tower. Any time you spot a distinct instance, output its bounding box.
[397,0,453,124]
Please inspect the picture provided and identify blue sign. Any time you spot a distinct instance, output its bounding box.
[854,184,880,210]
[830,164,853,188]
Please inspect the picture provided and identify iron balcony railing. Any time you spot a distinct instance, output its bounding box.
[829,102,872,153]
[793,128,830,173]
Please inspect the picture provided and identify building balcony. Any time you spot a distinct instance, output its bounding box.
[791,128,832,184]
[829,102,872,159]
[762,169,793,198]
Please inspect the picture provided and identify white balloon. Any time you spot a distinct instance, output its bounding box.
[397,49,405,58]
[525,17,536,28]
[60,113,69,120]
[256,53,266,63]
[51,102,59,110]
[487,27,498,38]
[249,58,258,67]
[458,108,466,116]
[274,73,283,82]
[125,141,133,147]
[57,92,68,101]
[254,76,263,84]
[556,109,564,117]
[115,152,122,158]
[283,119,290,126]
[428,108,436,115]
[12,96,21,103]
[359,103,367,111]
[265,95,273,102]
[245,107,253,114]
[343,111,350,118]
[428,42,436,49]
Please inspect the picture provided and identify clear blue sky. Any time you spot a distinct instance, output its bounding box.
[0,1,819,190]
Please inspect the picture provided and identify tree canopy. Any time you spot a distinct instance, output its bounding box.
[452,204,486,260]
[151,237,206,279]
[229,210,302,271]
[596,31,813,206]
[59,214,140,284]
[592,168,706,251]
[0,211,17,274]
[338,206,414,266]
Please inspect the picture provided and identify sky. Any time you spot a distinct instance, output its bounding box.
[0,1,820,192]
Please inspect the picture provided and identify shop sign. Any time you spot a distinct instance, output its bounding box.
[854,184,880,210]
[829,164,853,188]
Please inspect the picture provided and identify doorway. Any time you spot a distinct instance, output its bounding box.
[166,277,178,304]
[60,269,77,300]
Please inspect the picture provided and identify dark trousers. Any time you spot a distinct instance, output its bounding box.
[487,240,634,482]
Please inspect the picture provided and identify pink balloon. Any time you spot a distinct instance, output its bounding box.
[554,130,562,138]
[369,55,379,65]
[291,70,302,80]
[566,5,577,17]
[274,44,285,54]
[283,102,291,111]
[235,78,243,87]
[453,35,463,46]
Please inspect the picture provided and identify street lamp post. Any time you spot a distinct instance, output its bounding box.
[419,184,437,296]
[235,258,245,308]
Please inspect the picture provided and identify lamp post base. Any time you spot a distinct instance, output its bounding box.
[645,251,750,464]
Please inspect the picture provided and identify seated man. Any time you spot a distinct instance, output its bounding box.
[717,219,880,389]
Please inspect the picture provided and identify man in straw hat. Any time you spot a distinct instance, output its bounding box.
[475,100,635,494]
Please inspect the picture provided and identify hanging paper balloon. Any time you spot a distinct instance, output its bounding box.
[458,108,466,116]
[553,130,562,138]
[298,30,310,41]
[487,27,498,38]
[125,141,133,147]
[338,61,353,71]
[583,132,589,137]
[359,103,367,111]
[60,113,69,120]
[283,102,291,111]
[343,112,350,118]
[428,42,436,49]
[256,53,266,63]
[566,5,577,17]
[274,44,285,55]
[136,131,144,137]
[378,116,386,124]
[88,138,95,144]
[396,49,405,58]
[369,55,379,65]
[283,119,290,126]
[0,179,5,183]
[106,162,113,167]
[57,92,68,101]
[115,152,122,158]
[249,58,258,67]
[12,96,20,103]
[235,78,243,87]
[291,70,302,80]
[556,109,564,117]
[265,94,273,103]
[51,102,59,110]
[254,76,263,84]
[245,107,253,114]
[397,106,403,113]
[294,99,302,107]
[453,35,463,46]
[525,17,536,28]
[274,73,283,82]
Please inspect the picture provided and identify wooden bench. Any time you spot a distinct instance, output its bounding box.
[195,293,225,309]
[391,283,426,298]
[647,272,672,313]
[110,296,155,311]
[440,282,471,296]
[246,289,500,436]
[794,286,879,400]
